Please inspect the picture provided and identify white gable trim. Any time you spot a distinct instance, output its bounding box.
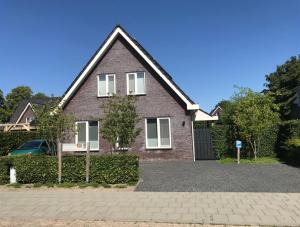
[16,103,33,124]
[58,27,199,110]
[194,109,219,121]
[211,106,223,116]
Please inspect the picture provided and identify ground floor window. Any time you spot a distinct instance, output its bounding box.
[145,117,171,149]
[75,121,99,150]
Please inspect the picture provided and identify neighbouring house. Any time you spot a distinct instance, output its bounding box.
[0,98,53,132]
[291,86,300,119]
[210,106,222,119]
[59,25,216,160]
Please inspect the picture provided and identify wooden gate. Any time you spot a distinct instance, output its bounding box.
[194,128,215,160]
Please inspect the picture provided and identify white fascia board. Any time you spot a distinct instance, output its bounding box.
[194,109,219,121]
[58,28,120,108]
[117,28,197,110]
[16,103,32,124]
[58,27,198,111]
[187,104,199,110]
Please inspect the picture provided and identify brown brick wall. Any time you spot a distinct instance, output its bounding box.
[63,37,194,160]
[19,106,35,123]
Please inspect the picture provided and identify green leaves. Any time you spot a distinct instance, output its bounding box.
[0,131,40,156]
[218,87,280,158]
[0,154,139,185]
[34,100,75,145]
[265,56,300,120]
[100,95,141,151]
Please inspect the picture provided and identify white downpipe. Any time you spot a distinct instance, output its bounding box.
[191,120,195,162]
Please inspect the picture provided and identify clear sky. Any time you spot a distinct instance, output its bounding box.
[1,0,300,111]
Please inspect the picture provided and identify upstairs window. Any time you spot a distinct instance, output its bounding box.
[98,74,116,97]
[127,72,145,95]
[26,117,35,124]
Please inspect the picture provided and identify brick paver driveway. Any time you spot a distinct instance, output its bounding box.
[0,190,300,226]
[136,161,300,192]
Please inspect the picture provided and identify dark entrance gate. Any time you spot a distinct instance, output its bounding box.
[194,128,215,160]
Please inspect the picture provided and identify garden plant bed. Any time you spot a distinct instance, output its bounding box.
[0,183,135,191]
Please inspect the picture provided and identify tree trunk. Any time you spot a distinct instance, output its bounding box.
[253,140,257,160]
[248,138,254,160]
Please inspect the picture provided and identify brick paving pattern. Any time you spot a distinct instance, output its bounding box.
[0,190,299,226]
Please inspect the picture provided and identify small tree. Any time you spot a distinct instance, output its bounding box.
[232,88,280,160]
[34,100,75,152]
[100,95,141,153]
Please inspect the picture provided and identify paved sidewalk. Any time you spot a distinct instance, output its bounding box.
[0,190,299,226]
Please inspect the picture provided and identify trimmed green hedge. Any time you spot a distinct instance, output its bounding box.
[0,154,139,185]
[211,124,278,158]
[0,131,41,156]
[258,125,279,157]
[285,138,300,163]
[211,124,229,159]
[278,120,300,163]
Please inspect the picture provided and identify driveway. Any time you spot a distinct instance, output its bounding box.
[136,161,300,192]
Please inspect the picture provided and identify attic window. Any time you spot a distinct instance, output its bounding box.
[98,74,116,97]
[126,72,145,95]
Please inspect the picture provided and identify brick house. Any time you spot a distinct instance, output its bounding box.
[59,25,214,160]
[0,99,49,132]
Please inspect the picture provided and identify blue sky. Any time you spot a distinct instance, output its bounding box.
[0,0,300,111]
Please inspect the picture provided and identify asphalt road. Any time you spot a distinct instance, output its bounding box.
[135,160,300,192]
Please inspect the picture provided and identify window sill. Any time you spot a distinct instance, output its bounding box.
[146,147,172,150]
[127,94,146,97]
[97,95,114,98]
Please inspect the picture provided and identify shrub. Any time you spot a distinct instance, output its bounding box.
[211,123,278,159]
[0,154,139,185]
[278,120,300,162]
[258,125,279,157]
[62,156,86,183]
[0,131,41,156]
[11,156,57,184]
[90,154,139,184]
[211,124,229,159]
[0,158,10,184]
[284,138,300,164]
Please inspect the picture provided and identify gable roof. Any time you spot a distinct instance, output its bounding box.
[58,25,199,111]
[210,106,223,116]
[9,98,57,124]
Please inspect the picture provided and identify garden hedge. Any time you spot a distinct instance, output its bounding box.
[0,131,41,156]
[278,120,300,163]
[0,154,139,185]
[211,124,278,158]
[211,124,229,159]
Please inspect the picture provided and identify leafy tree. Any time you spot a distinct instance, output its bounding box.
[265,56,300,120]
[34,100,75,151]
[232,88,280,159]
[0,89,6,123]
[100,95,141,153]
[32,92,50,100]
[0,89,4,108]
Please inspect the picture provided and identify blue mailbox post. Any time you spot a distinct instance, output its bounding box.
[235,140,242,164]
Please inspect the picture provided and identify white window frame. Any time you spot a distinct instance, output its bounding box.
[97,74,116,97]
[25,117,35,123]
[126,72,146,95]
[75,121,99,151]
[145,117,171,149]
